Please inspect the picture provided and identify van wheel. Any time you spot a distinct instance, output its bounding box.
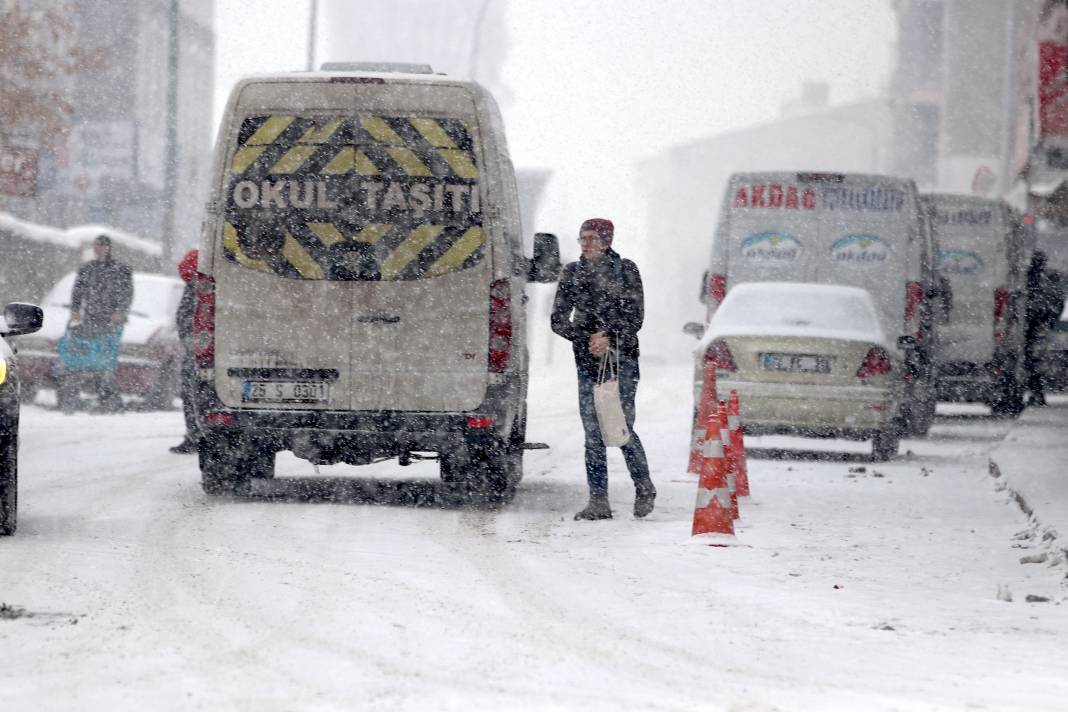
[990,376,1024,418]
[871,430,899,462]
[443,433,520,505]
[902,382,936,437]
[199,433,264,495]
[0,433,17,536]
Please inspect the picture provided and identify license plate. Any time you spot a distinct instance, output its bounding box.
[242,380,330,403]
[762,353,831,373]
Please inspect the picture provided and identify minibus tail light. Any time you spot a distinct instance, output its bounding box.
[993,287,1009,342]
[904,281,923,339]
[488,279,512,373]
[193,273,216,368]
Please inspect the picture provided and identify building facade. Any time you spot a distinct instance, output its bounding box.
[0,0,215,264]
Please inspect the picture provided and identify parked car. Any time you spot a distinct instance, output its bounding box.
[698,172,942,438]
[0,302,45,535]
[16,271,185,409]
[922,194,1033,416]
[1041,300,1068,391]
[696,282,906,461]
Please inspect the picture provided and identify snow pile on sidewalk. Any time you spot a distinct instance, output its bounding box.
[989,394,1068,567]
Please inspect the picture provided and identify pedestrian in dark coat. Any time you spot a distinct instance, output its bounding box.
[170,249,200,453]
[70,235,133,336]
[63,235,133,411]
[551,218,655,520]
[1024,251,1066,406]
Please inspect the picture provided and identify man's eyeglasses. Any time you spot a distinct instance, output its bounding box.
[578,235,607,244]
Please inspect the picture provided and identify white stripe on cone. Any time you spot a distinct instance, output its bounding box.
[696,487,732,510]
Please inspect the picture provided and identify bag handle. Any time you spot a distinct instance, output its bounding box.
[597,342,621,384]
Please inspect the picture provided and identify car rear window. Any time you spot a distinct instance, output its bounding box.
[222,113,484,281]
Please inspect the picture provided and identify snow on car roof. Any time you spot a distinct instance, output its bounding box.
[0,211,162,256]
[697,281,894,352]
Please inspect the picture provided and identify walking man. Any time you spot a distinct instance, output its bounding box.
[64,235,133,412]
[551,218,656,520]
[1024,251,1065,406]
[170,249,200,453]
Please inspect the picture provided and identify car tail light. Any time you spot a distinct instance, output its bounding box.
[856,347,892,378]
[704,340,737,371]
[993,287,1009,342]
[193,272,216,368]
[904,281,923,340]
[204,412,234,426]
[706,273,727,321]
[488,278,512,373]
[708,273,727,304]
[466,415,496,429]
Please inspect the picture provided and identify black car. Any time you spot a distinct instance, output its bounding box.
[0,302,45,535]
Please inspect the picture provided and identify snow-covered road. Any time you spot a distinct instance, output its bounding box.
[2,363,1066,710]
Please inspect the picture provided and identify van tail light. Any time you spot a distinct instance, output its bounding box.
[488,278,512,373]
[704,340,737,372]
[192,272,216,368]
[706,273,727,321]
[993,287,1009,342]
[856,346,892,378]
[904,281,923,339]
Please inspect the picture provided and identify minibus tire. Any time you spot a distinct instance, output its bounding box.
[199,434,251,496]
[990,377,1024,418]
[871,429,899,462]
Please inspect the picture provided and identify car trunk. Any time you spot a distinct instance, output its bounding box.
[720,334,884,387]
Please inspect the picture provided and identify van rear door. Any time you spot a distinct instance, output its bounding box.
[214,79,490,412]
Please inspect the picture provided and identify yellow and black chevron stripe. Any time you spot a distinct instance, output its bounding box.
[222,220,486,282]
[223,113,483,280]
[230,114,479,180]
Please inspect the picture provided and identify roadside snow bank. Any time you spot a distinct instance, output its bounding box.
[989,394,1068,567]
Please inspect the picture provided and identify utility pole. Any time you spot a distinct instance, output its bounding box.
[161,0,179,268]
[307,0,318,71]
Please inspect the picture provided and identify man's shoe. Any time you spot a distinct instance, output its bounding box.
[634,488,656,518]
[169,440,198,454]
[574,496,612,521]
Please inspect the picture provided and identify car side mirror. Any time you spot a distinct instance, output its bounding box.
[896,335,917,350]
[682,322,705,339]
[2,302,43,337]
[527,232,561,283]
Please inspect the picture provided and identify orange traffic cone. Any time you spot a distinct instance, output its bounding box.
[687,360,718,474]
[728,389,750,497]
[691,406,735,542]
[718,400,739,519]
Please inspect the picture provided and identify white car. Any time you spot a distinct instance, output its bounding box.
[696,282,905,461]
[16,271,186,408]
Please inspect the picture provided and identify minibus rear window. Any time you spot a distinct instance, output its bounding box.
[221,113,484,281]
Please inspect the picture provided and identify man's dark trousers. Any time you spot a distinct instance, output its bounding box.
[576,360,652,498]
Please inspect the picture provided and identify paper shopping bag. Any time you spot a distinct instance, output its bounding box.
[594,349,631,447]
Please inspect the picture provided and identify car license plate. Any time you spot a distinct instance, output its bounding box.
[242,380,330,404]
[762,353,830,373]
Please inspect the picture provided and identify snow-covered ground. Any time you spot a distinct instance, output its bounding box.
[2,363,1066,710]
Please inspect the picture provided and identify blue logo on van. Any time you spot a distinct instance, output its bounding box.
[937,249,984,275]
[830,234,890,263]
[741,232,801,262]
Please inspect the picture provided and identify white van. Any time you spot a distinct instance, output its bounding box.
[922,194,1033,416]
[193,64,559,500]
[694,172,941,436]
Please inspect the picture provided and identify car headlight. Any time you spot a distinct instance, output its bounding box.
[0,357,7,386]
